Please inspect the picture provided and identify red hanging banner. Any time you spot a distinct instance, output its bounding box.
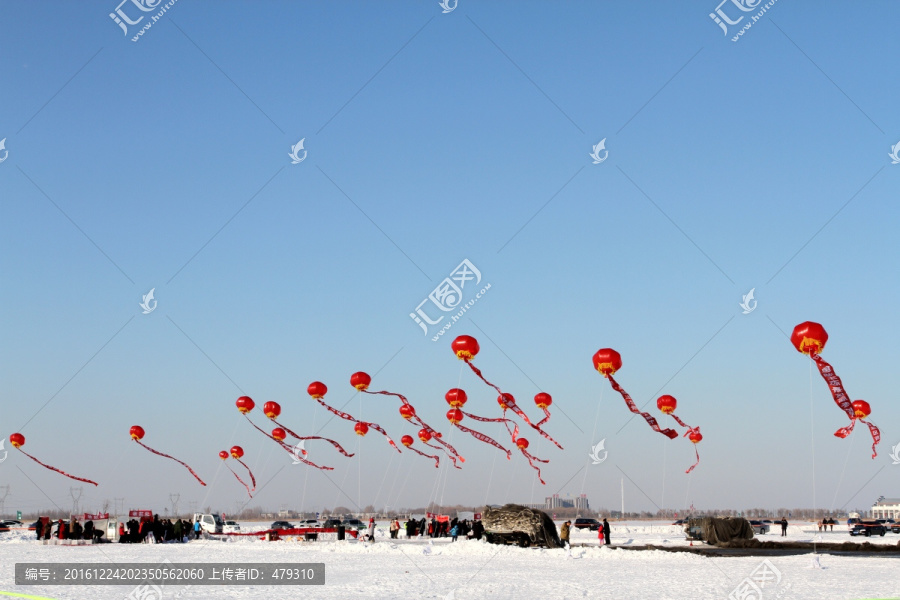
[133,440,205,486]
[607,375,678,439]
[15,448,99,486]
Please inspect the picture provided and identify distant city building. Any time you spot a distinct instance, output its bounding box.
[871,498,900,520]
[542,494,589,511]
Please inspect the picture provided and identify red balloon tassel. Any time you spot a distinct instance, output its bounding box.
[517,441,548,485]
[606,374,678,439]
[685,428,702,474]
[809,353,856,421]
[308,390,400,452]
[271,418,355,457]
[133,439,206,486]
[462,359,563,450]
[423,440,463,469]
[233,457,256,491]
[14,447,99,486]
[427,433,465,465]
[355,378,462,463]
[454,423,511,459]
[224,462,252,498]
[242,414,334,470]
[408,446,440,468]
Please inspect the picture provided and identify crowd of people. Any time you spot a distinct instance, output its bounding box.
[401,517,484,541]
[35,518,105,542]
[118,515,196,543]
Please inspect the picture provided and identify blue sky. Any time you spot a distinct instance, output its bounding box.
[1,1,898,519]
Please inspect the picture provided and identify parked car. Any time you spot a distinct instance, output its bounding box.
[223,520,241,533]
[270,521,295,530]
[321,518,342,528]
[297,519,320,528]
[672,519,686,526]
[749,520,770,535]
[891,523,900,534]
[342,519,365,530]
[573,518,601,531]
[0,520,24,527]
[849,522,886,537]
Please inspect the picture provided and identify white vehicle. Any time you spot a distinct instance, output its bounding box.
[191,513,224,534]
[223,520,241,534]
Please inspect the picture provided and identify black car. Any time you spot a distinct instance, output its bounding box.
[342,519,365,529]
[849,522,886,537]
[270,521,294,530]
[321,518,342,528]
[573,518,600,531]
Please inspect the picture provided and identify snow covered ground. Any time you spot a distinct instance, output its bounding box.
[1,521,898,600]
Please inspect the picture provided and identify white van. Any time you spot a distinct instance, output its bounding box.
[191,513,224,534]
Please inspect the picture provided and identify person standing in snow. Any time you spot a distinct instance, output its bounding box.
[193,518,201,540]
[450,523,458,542]
[559,521,570,547]
[780,517,788,537]
[390,518,399,539]
[602,518,611,546]
[367,517,376,542]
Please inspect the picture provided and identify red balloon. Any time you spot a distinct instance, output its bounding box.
[852,400,871,419]
[129,425,145,441]
[236,396,255,414]
[445,388,468,407]
[516,437,529,450]
[350,372,371,391]
[592,348,622,377]
[446,408,464,424]
[9,432,25,448]
[307,381,328,398]
[272,427,287,441]
[418,428,432,443]
[534,393,552,409]
[451,335,480,360]
[263,401,281,420]
[688,431,703,444]
[354,422,369,436]
[657,395,677,415]
[230,445,244,459]
[401,435,414,447]
[219,450,229,460]
[790,322,828,355]
[498,393,514,410]
[399,404,416,420]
